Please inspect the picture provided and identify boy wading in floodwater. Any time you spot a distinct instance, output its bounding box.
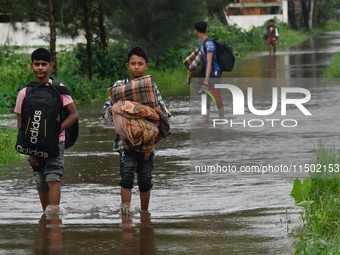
[14,48,78,212]
[195,20,224,119]
[264,19,280,55]
[102,47,170,213]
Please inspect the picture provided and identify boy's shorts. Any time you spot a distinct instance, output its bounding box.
[266,36,277,45]
[32,142,65,192]
[119,149,154,192]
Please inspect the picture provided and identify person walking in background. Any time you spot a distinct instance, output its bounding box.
[264,19,279,55]
[194,20,224,119]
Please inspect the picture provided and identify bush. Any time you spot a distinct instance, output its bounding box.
[73,43,129,80]
[0,128,20,165]
[293,142,340,254]
[0,49,33,113]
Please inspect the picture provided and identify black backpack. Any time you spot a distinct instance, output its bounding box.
[203,38,236,72]
[51,81,79,150]
[15,81,78,158]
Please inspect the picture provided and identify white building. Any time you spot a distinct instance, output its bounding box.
[0,22,85,47]
[225,0,288,30]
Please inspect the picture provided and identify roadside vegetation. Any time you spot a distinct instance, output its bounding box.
[0,127,20,166]
[291,142,340,254]
[324,52,340,78]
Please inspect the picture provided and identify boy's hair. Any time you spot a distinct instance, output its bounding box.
[269,19,274,23]
[194,21,207,33]
[127,46,148,63]
[31,48,51,63]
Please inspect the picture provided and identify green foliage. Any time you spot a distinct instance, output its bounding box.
[0,128,20,166]
[324,48,340,78]
[109,0,206,60]
[291,178,313,207]
[293,141,340,254]
[206,15,308,57]
[315,0,339,28]
[0,49,33,113]
[72,43,128,81]
[145,67,189,97]
[324,21,340,31]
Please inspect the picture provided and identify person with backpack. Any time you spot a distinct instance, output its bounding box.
[195,20,224,119]
[264,19,279,55]
[14,48,78,212]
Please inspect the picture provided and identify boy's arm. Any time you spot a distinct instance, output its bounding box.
[204,52,214,85]
[61,103,78,131]
[16,113,22,130]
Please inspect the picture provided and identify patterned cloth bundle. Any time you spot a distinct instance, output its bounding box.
[107,75,159,108]
[112,100,159,160]
[183,48,204,80]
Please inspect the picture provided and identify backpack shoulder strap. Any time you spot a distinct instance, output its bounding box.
[203,38,212,54]
[203,38,219,64]
[51,80,70,95]
[25,81,42,95]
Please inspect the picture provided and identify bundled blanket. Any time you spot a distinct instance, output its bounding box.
[107,75,158,108]
[183,48,204,80]
[112,100,160,160]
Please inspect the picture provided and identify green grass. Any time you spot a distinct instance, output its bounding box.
[146,67,189,97]
[324,21,340,31]
[324,52,340,78]
[0,128,21,166]
[293,141,340,254]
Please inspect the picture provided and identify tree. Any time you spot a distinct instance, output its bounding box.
[0,0,59,74]
[301,0,310,29]
[288,0,298,30]
[49,0,57,74]
[111,0,206,61]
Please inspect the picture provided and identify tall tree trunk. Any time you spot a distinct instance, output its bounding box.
[288,0,298,30]
[301,0,309,29]
[49,0,57,75]
[83,3,93,80]
[308,0,314,28]
[98,1,108,51]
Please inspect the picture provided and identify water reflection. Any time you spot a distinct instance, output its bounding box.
[121,211,155,255]
[34,213,65,255]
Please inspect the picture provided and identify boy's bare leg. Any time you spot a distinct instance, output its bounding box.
[140,190,151,211]
[47,182,61,210]
[121,187,132,213]
[268,45,272,55]
[218,108,224,118]
[204,109,210,119]
[39,192,49,211]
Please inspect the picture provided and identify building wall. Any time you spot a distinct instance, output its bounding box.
[0,22,85,47]
[225,0,288,30]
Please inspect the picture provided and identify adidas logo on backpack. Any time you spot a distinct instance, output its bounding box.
[15,80,79,158]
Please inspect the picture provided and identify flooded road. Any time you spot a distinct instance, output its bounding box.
[1,32,340,255]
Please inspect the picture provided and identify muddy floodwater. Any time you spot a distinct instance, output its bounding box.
[1,32,340,255]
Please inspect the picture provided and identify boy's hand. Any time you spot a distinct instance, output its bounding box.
[108,106,113,115]
[28,155,40,167]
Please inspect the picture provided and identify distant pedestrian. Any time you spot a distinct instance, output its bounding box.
[264,19,279,55]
